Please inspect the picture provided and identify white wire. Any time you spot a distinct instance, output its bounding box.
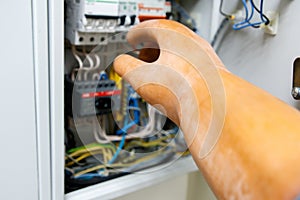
[92,73,100,80]
[91,54,101,80]
[104,105,157,141]
[82,46,93,81]
[83,46,94,68]
[71,45,83,68]
[93,118,110,144]
[71,45,84,81]
[93,54,101,68]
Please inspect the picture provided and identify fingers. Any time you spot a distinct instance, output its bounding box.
[113,54,146,77]
[126,19,225,69]
[126,20,198,47]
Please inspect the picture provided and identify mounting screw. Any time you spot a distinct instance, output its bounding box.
[292,87,300,100]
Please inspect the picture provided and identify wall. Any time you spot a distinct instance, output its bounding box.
[218,0,300,108]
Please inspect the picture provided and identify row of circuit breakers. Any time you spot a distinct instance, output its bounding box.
[66,0,171,45]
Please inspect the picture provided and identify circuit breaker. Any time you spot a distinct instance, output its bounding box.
[65,0,171,45]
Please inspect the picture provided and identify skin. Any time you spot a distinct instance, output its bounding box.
[113,19,300,200]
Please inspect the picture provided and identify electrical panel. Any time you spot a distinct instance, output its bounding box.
[64,0,193,193]
[64,0,281,195]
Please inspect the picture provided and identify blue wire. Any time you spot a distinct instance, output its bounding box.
[232,0,249,30]
[99,72,108,80]
[74,95,140,180]
[131,98,140,124]
[74,173,101,180]
[110,99,140,163]
[116,97,140,135]
[74,133,127,180]
[232,0,266,30]
[247,0,255,22]
[116,121,136,135]
[108,132,126,164]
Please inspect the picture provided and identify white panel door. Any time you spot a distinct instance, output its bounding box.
[0,1,39,199]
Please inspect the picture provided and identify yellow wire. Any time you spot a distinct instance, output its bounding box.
[74,163,131,177]
[103,148,112,164]
[67,145,115,158]
[66,150,107,166]
[125,135,175,150]
[73,149,174,177]
[66,146,119,167]
[69,135,177,176]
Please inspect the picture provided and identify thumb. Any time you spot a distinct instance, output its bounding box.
[113,54,146,77]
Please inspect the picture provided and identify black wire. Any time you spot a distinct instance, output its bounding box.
[211,17,229,48]
[250,0,270,25]
[219,0,232,19]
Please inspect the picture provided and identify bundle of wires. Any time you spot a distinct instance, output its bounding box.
[65,76,186,185]
[220,0,270,30]
[65,130,178,179]
[69,88,142,180]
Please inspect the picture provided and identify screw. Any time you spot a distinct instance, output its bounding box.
[292,87,300,99]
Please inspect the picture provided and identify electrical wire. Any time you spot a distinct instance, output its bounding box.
[250,0,269,25]
[65,153,86,166]
[99,71,109,80]
[211,17,229,48]
[219,0,234,19]
[82,46,94,80]
[232,0,269,30]
[71,45,83,69]
[67,143,116,154]
[116,97,140,135]
[104,105,157,141]
[66,143,117,167]
[93,118,111,144]
[70,122,175,179]
[83,46,94,68]
[73,147,174,178]
[106,98,141,164]
[66,74,183,181]
[68,127,179,179]
[108,132,126,164]
[124,135,175,150]
[73,133,127,180]
[67,145,116,159]
[66,150,106,167]
[71,45,84,81]
[232,0,253,30]
[94,54,101,68]
[127,106,141,112]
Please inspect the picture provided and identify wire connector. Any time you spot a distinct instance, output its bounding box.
[262,11,279,35]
